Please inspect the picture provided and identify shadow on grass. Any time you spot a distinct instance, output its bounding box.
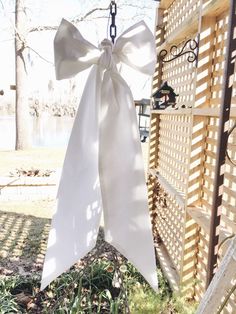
[0,211,50,275]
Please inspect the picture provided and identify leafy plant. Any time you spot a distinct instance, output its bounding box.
[0,253,197,313]
[0,276,24,313]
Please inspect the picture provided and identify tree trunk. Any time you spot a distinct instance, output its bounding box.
[15,0,31,150]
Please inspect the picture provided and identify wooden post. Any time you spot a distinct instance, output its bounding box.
[206,0,236,287]
[196,236,236,314]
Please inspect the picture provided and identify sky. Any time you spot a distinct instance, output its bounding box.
[0,0,158,105]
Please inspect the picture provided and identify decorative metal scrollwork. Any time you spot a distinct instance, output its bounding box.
[226,121,236,166]
[159,39,199,64]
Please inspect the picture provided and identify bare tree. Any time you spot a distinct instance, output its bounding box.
[13,0,155,150]
[14,2,109,150]
[15,0,30,150]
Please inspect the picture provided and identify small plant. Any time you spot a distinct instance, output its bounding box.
[0,229,197,313]
[0,275,32,313]
[0,262,197,313]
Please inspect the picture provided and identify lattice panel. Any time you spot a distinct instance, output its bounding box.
[154,186,185,273]
[153,24,164,92]
[194,117,217,298]
[157,114,192,194]
[150,0,235,306]
[201,117,218,213]
[187,116,208,206]
[149,113,159,170]
[201,117,236,229]
[181,216,199,292]
[194,16,216,109]
[162,47,197,109]
[195,115,236,306]
[194,227,209,301]
[164,0,200,39]
[210,11,228,109]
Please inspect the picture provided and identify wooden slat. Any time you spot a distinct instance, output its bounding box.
[155,242,180,291]
[224,172,236,183]
[221,214,236,234]
[152,109,192,115]
[159,0,175,10]
[158,172,185,207]
[151,108,236,117]
[148,168,185,207]
[204,0,229,17]
[187,207,232,254]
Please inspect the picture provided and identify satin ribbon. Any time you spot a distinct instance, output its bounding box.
[41,18,158,291]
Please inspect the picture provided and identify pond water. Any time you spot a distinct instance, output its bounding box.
[0,115,74,150]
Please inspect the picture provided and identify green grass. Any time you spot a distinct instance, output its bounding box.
[0,210,197,313]
[0,260,197,314]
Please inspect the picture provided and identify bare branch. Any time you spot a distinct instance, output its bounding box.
[27,46,54,65]
[71,5,109,24]
[29,5,109,33]
[0,0,26,43]
[119,3,153,10]
[29,25,58,32]
[0,37,14,43]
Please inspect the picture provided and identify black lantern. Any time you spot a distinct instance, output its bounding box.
[152,81,178,110]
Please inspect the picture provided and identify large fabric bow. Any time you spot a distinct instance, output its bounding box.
[41,18,158,291]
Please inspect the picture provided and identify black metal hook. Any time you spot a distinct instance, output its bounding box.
[159,39,199,65]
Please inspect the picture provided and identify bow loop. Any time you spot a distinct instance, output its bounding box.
[54,19,156,80]
[113,21,156,75]
[54,19,101,80]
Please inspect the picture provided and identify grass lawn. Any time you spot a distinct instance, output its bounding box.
[0,148,66,176]
[0,144,149,176]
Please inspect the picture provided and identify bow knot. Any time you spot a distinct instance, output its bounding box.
[99,39,115,70]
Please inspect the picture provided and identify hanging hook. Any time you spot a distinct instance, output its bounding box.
[110,1,117,43]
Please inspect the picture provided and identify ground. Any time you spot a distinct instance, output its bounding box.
[0,148,197,313]
[0,149,61,282]
[0,148,65,176]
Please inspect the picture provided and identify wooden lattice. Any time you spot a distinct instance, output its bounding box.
[164,0,200,39]
[162,49,197,108]
[158,114,191,193]
[149,0,236,310]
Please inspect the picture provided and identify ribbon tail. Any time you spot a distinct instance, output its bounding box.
[41,66,102,290]
[99,70,158,291]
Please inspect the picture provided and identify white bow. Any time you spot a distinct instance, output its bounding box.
[41,18,158,291]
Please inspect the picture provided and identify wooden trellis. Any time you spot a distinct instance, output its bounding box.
[148,0,236,311]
